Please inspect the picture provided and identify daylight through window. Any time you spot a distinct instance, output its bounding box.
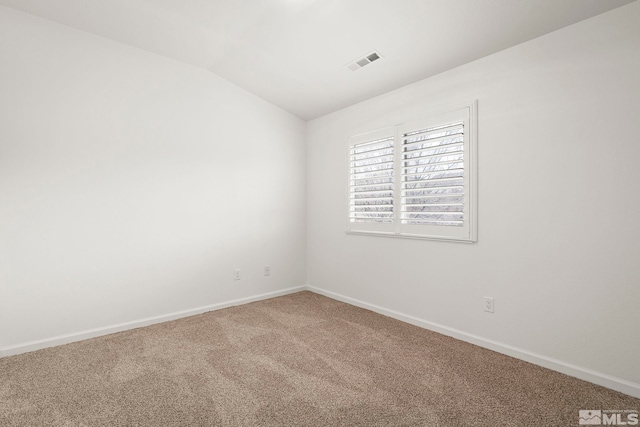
[347,102,477,242]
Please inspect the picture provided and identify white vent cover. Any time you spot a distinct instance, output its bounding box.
[347,51,382,71]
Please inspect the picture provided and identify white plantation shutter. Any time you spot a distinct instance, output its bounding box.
[398,106,475,240]
[401,121,464,227]
[347,102,477,242]
[348,127,396,234]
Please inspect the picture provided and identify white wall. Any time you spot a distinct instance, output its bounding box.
[0,6,306,352]
[307,2,640,396]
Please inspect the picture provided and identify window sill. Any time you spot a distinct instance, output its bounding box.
[346,230,476,243]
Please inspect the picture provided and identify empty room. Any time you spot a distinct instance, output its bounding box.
[1,0,639,425]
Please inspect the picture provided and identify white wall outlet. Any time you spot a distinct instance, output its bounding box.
[234,269,241,280]
[264,266,271,276]
[484,297,495,313]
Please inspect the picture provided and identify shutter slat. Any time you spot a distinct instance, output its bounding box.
[403,187,464,197]
[352,196,394,203]
[351,207,394,213]
[352,185,394,192]
[404,196,464,204]
[403,220,463,226]
[404,144,463,158]
[403,177,463,189]
[404,157,463,167]
[403,165,463,176]
[403,134,463,151]
[352,190,393,199]
[350,137,394,155]
[351,177,394,186]
[403,151,463,162]
[351,161,394,173]
[351,170,393,181]
[403,204,463,212]
[403,169,464,181]
[351,146,393,159]
[351,156,394,168]
[404,212,463,220]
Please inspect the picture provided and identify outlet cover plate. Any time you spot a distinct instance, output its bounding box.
[484,297,495,313]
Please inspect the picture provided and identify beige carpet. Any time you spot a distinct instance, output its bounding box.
[1,291,638,426]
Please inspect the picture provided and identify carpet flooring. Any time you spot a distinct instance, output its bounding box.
[1,291,638,426]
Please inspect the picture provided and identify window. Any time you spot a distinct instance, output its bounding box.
[347,101,477,242]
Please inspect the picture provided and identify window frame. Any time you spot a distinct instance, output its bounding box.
[346,101,478,243]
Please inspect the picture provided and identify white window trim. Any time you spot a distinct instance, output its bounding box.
[346,101,478,243]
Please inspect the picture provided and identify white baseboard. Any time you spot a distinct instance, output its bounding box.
[0,285,306,358]
[306,285,640,399]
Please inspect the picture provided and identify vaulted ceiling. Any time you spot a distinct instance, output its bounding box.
[0,0,635,120]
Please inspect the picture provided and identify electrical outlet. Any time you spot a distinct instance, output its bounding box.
[264,266,271,276]
[484,297,495,313]
[234,269,241,280]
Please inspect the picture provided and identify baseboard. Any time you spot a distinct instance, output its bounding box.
[0,285,306,358]
[306,285,640,399]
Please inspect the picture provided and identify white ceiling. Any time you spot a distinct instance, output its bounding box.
[0,0,635,120]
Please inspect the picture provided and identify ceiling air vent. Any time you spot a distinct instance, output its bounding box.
[347,51,382,71]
